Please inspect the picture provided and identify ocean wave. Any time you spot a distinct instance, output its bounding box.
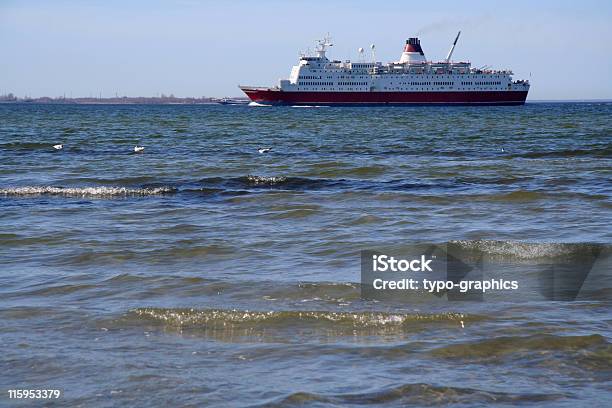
[261,383,566,407]
[0,176,444,200]
[448,240,608,260]
[194,176,441,192]
[511,146,612,159]
[131,307,473,330]
[245,175,288,185]
[48,243,237,267]
[0,186,177,197]
[480,190,547,202]
[303,164,389,178]
[0,141,58,150]
[430,333,609,360]
[11,273,363,306]
[192,175,344,191]
[1,174,608,200]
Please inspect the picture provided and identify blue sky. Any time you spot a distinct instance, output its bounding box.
[1,0,611,99]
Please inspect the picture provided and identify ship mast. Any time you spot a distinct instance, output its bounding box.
[445,31,461,63]
[316,34,333,58]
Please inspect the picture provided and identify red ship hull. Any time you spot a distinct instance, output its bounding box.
[240,88,528,106]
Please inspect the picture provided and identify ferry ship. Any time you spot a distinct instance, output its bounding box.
[239,33,530,106]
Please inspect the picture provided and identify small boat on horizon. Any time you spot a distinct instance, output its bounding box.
[212,97,250,105]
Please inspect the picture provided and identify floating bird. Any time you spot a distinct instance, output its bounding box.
[134,145,145,153]
[53,144,63,150]
[258,147,272,154]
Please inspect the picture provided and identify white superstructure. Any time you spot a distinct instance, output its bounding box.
[274,34,529,94]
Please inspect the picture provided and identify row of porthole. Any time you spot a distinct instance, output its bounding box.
[292,87,504,91]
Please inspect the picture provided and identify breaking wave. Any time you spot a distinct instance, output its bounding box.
[130,307,474,330]
[194,175,340,189]
[244,175,287,185]
[448,240,608,260]
[0,186,177,197]
[1,173,610,200]
[189,176,450,193]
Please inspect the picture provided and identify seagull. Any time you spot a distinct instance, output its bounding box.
[53,144,63,150]
[134,145,145,153]
[258,147,272,154]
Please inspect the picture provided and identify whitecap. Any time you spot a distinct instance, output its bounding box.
[0,186,176,197]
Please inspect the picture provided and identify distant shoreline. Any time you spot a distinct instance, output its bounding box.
[0,96,248,105]
[0,101,221,105]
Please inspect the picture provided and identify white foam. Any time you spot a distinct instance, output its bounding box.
[451,240,595,259]
[0,186,175,197]
[246,175,287,185]
[248,102,271,107]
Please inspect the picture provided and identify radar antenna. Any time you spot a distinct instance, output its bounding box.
[358,47,365,62]
[315,34,333,58]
